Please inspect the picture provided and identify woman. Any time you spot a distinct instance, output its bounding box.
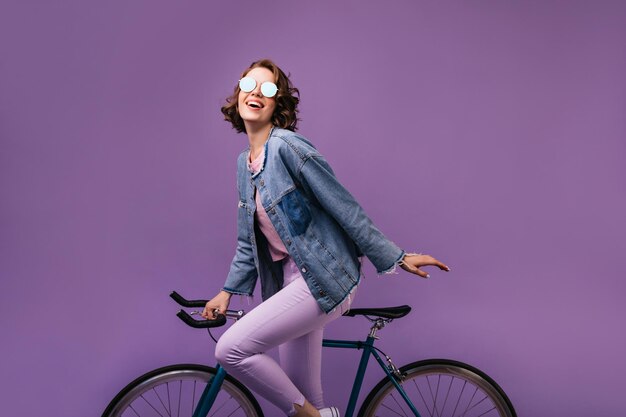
[202,59,450,417]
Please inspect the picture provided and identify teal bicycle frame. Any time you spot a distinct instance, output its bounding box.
[192,335,421,417]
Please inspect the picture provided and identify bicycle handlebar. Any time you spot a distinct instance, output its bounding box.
[170,291,245,329]
[176,309,227,328]
[170,291,208,308]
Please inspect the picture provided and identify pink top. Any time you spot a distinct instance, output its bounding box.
[248,146,289,262]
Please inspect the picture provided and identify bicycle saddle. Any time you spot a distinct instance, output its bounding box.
[343,305,411,319]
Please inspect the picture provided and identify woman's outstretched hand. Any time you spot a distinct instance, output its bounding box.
[399,253,450,278]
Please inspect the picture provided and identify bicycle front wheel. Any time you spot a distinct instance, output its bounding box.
[101,364,263,417]
[358,359,516,417]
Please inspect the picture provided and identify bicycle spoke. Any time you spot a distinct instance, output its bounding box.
[390,392,410,417]
[440,376,454,416]
[140,393,166,417]
[225,404,242,417]
[427,376,440,417]
[192,380,197,414]
[167,382,172,417]
[475,406,497,417]
[177,380,182,417]
[128,404,141,417]
[460,392,490,417]
[451,380,467,417]
[379,401,409,417]
[459,386,479,417]
[434,375,442,417]
[208,394,232,416]
[152,387,171,417]
[208,393,248,417]
[413,377,434,417]
[426,376,438,417]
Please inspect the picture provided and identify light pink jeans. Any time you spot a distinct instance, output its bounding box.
[215,256,358,416]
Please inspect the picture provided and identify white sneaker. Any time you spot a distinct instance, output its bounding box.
[318,407,340,417]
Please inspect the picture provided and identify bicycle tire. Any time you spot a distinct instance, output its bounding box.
[101,363,264,417]
[357,359,516,417]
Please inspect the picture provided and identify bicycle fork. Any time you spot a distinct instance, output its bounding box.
[192,364,227,417]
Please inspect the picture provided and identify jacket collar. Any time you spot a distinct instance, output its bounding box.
[247,125,275,179]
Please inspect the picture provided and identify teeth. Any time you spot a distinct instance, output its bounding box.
[248,101,262,108]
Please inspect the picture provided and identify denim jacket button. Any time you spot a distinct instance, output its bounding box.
[319,290,326,296]
[259,179,264,186]
[301,267,307,273]
[270,208,276,214]
[286,238,292,245]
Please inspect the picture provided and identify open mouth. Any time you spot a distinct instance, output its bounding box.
[247,101,263,109]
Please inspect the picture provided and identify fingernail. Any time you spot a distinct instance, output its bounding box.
[426,274,430,278]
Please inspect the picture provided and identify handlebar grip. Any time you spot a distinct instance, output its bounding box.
[176,310,227,328]
[170,291,208,308]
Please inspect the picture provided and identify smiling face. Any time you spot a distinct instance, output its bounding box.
[237,66,277,131]
[221,58,300,133]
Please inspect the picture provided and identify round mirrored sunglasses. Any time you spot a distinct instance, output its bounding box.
[238,76,278,98]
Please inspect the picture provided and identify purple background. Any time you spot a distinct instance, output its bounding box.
[1,1,625,416]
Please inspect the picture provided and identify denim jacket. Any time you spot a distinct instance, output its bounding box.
[222,126,406,313]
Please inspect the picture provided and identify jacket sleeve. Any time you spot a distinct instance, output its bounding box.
[297,153,406,274]
[222,214,258,296]
[222,157,258,296]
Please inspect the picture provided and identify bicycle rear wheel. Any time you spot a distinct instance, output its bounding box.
[358,359,516,417]
[101,363,263,417]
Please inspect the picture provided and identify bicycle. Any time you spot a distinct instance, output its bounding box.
[101,291,517,417]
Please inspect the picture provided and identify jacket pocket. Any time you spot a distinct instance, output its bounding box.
[278,188,312,236]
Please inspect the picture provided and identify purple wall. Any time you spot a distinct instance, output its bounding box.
[1,1,625,416]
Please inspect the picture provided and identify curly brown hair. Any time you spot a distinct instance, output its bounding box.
[221,59,300,133]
